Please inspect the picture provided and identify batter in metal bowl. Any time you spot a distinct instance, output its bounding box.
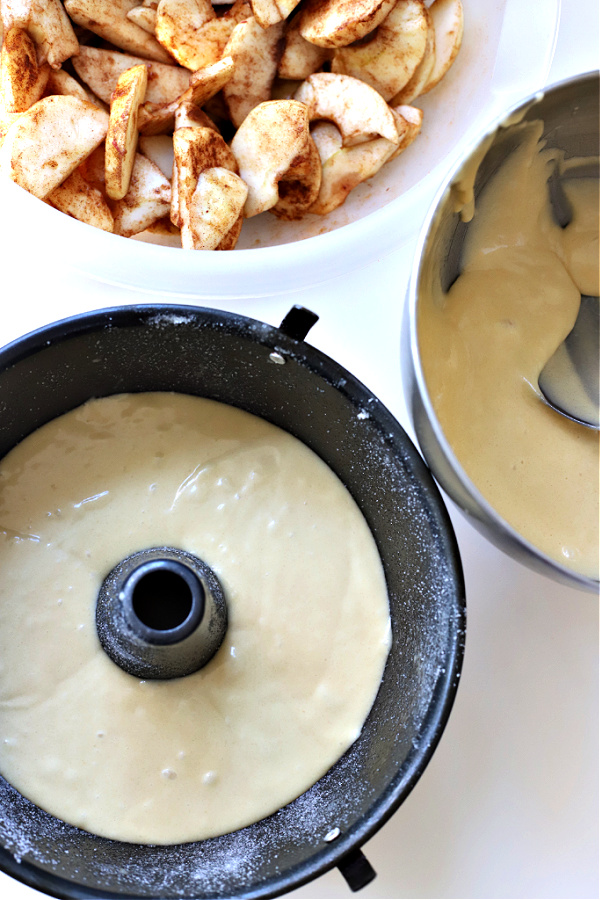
[419,121,599,579]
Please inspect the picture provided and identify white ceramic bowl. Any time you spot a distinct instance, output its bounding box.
[0,1,559,298]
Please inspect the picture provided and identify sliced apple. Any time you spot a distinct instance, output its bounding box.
[64,0,172,64]
[47,169,114,231]
[164,0,252,72]
[0,26,50,113]
[126,5,158,34]
[172,127,246,250]
[1,0,79,69]
[110,152,172,236]
[222,17,284,128]
[298,0,396,48]
[279,13,333,80]
[387,103,423,158]
[0,111,23,149]
[310,119,343,162]
[310,134,397,215]
[250,0,301,28]
[46,67,105,107]
[420,0,463,95]
[171,125,238,228]
[131,216,181,250]
[230,99,321,218]
[105,64,148,200]
[0,95,109,198]
[332,0,429,102]
[154,0,216,70]
[294,72,400,146]
[137,56,232,135]
[181,165,248,249]
[131,215,182,247]
[174,99,220,131]
[72,47,191,106]
[390,3,435,104]
[78,144,107,189]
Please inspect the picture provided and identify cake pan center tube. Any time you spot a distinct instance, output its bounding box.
[96,547,228,679]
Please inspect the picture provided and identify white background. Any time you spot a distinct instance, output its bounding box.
[0,2,598,899]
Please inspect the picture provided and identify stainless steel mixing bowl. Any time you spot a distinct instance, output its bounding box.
[402,70,599,592]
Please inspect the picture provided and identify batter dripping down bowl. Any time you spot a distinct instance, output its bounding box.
[0,305,465,899]
[403,71,599,592]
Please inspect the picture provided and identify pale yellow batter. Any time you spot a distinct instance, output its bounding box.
[0,392,391,844]
[419,121,599,580]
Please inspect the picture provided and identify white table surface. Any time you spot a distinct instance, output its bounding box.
[0,4,598,899]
